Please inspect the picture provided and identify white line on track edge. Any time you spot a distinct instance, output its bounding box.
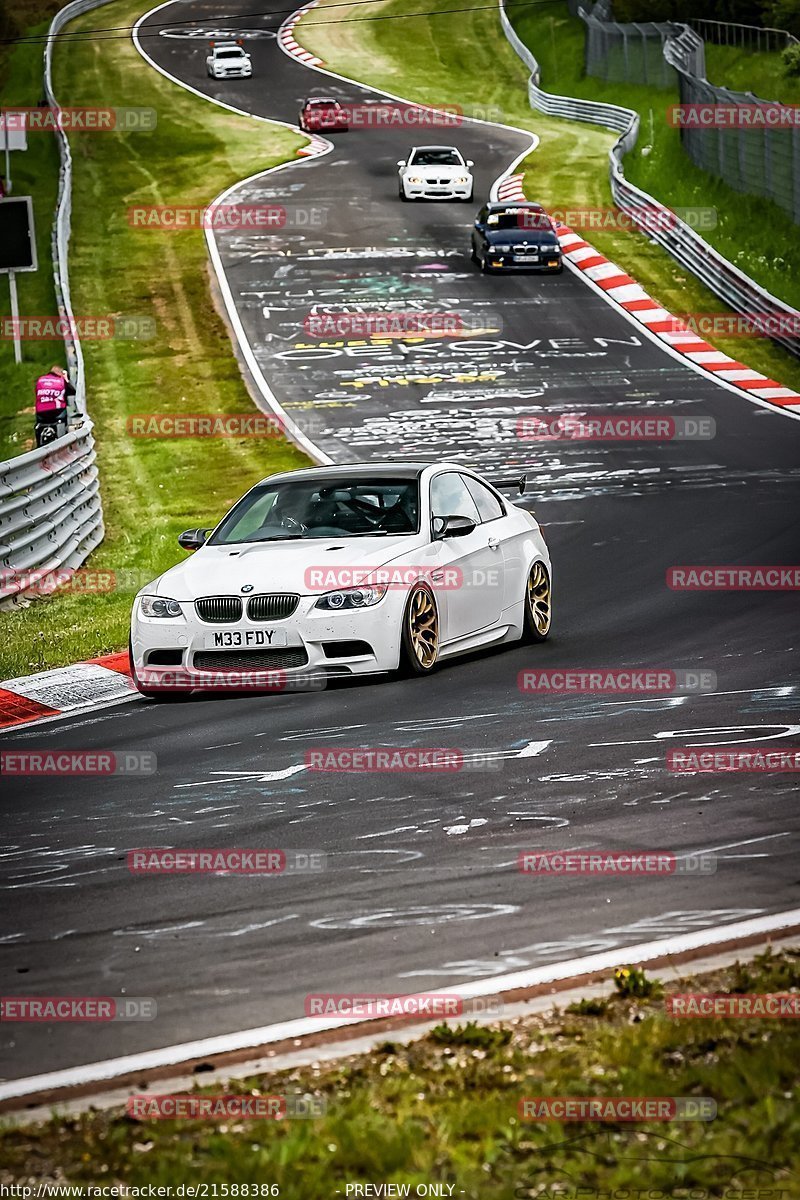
[2,907,799,1104]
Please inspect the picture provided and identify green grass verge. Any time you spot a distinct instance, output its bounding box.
[296,0,800,398]
[509,2,800,314]
[0,0,309,680]
[704,40,800,105]
[0,22,62,462]
[2,949,799,1194]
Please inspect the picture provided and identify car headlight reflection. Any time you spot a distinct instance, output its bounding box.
[315,585,388,611]
[139,595,184,619]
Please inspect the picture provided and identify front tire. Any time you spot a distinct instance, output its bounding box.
[522,561,552,642]
[399,585,439,675]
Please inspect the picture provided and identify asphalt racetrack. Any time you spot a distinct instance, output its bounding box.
[1,0,799,1085]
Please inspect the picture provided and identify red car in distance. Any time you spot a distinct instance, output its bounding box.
[299,97,350,133]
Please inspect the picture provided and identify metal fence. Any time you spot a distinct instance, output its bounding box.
[580,0,701,88]
[688,19,798,53]
[578,2,800,225]
[0,0,110,607]
[498,0,800,360]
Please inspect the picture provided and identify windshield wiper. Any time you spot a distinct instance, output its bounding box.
[239,533,306,544]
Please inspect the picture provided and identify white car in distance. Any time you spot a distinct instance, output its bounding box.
[398,146,474,202]
[206,42,252,79]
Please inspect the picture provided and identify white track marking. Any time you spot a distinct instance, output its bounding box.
[3,907,799,1103]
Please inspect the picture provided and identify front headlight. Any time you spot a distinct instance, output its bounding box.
[495,244,511,252]
[139,595,184,618]
[542,244,561,254]
[407,175,423,184]
[454,176,470,184]
[314,585,388,611]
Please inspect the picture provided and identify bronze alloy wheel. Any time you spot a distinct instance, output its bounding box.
[525,561,552,641]
[401,585,439,674]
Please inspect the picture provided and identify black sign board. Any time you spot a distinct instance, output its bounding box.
[0,196,37,273]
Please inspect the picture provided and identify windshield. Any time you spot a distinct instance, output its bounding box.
[487,210,552,231]
[410,149,461,166]
[217,49,245,57]
[308,100,338,109]
[210,478,421,545]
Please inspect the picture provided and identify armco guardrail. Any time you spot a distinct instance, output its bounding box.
[0,0,111,607]
[498,0,800,360]
[0,421,104,608]
[688,18,798,53]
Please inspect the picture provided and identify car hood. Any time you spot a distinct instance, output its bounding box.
[147,535,424,599]
[485,228,559,246]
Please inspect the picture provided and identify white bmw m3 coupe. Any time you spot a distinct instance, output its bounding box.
[130,462,551,696]
[397,146,474,202]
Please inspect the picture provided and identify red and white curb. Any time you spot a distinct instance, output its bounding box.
[296,132,330,157]
[496,172,527,203]
[499,174,800,416]
[0,653,134,730]
[278,5,324,67]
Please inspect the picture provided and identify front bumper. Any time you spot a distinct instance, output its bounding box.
[483,251,562,271]
[402,180,472,200]
[131,593,404,692]
[211,67,252,78]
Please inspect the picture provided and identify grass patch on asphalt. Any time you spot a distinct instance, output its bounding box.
[0,0,309,680]
[296,0,800,395]
[1,949,799,1195]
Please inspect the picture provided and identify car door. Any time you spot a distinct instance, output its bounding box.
[462,473,523,612]
[429,472,504,641]
[472,205,489,257]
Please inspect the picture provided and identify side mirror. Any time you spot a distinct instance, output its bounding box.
[466,159,474,167]
[178,527,211,551]
[432,514,476,540]
[397,160,406,167]
[474,219,484,229]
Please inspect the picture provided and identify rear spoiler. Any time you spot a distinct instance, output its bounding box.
[488,473,527,496]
